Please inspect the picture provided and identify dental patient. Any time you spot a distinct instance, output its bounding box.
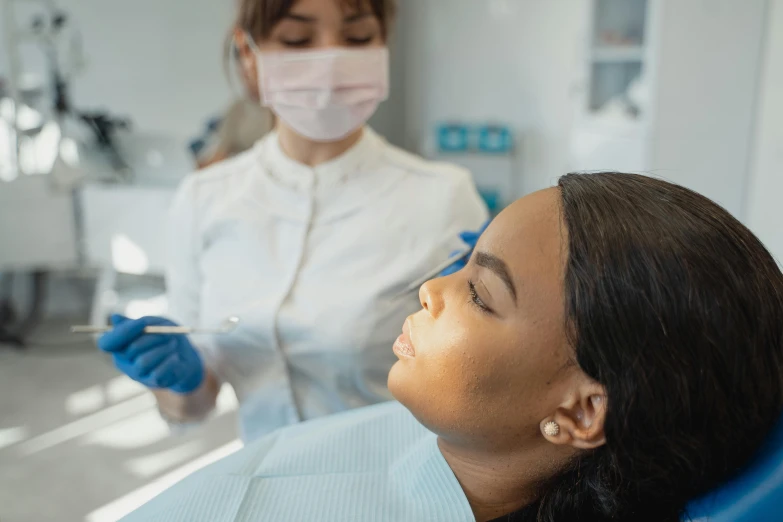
[121,173,783,522]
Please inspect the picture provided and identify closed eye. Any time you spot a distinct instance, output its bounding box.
[345,35,374,45]
[468,280,493,314]
[281,38,312,47]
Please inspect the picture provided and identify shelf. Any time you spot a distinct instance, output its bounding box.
[591,46,645,63]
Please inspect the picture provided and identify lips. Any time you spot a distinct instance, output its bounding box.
[393,318,416,358]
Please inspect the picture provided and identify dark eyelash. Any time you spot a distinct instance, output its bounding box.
[282,39,311,47]
[468,280,493,314]
[346,36,374,45]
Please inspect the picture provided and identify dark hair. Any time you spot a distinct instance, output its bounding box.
[236,0,396,41]
[505,173,783,521]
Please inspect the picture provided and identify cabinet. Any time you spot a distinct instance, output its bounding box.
[569,0,768,218]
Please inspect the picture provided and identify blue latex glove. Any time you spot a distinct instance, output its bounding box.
[97,315,205,394]
[440,220,491,277]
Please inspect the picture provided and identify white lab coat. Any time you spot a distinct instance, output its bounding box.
[166,127,488,442]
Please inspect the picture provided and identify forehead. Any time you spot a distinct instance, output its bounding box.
[479,189,566,301]
[289,0,370,13]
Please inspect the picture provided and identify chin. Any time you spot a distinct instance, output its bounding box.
[387,360,406,402]
[387,362,431,424]
[388,360,422,411]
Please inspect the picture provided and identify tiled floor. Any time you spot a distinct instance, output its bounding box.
[0,319,240,522]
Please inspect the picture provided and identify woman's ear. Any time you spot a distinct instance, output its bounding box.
[234,29,255,63]
[233,28,260,98]
[541,381,607,450]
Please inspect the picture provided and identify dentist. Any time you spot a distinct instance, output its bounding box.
[98,0,488,443]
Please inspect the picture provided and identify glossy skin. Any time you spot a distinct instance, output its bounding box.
[389,189,607,521]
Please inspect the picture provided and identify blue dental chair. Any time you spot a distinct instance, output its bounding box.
[686,415,783,521]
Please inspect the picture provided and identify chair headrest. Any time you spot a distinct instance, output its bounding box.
[686,415,783,521]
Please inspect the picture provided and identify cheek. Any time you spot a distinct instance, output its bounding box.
[390,312,519,438]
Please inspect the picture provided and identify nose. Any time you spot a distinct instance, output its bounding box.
[419,279,445,318]
[316,31,343,49]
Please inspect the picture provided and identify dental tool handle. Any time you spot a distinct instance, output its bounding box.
[145,326,194,334]
[70,325,196,335]
[70,326,112,334]
[404,248,472,294]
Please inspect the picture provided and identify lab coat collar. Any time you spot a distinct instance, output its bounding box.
[260,126,383,193]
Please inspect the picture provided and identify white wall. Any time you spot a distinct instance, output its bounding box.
[747,0,783,263]
[367,0,408,148]
[400,0,586,197]
[652,0,768,218]
[66,0,236,142]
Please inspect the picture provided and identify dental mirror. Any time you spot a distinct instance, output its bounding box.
[70,315,241,335]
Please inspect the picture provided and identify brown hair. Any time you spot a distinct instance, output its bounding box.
[236,0,396,41]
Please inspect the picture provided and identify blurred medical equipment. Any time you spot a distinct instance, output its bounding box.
[430,122,519,216]
[71,315,240,335]
[2,0,135,180]
[0,0,82,346]
[0,4,68,346]
[436,124,470,153]
[477,125,513,154]
[0,0,194,347]
[0,270,45,347]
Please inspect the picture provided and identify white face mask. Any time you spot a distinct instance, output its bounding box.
[249,41,390,142]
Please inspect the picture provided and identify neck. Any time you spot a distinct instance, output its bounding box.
[438,437,570,522]
[276,123,364,167]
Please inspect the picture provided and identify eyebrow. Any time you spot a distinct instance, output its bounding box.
[284,13,317,23]
[475,251,517,303]
[284,12,371,24]
[344,12,372,23]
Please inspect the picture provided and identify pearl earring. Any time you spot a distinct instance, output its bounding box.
[543,421,560,437]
